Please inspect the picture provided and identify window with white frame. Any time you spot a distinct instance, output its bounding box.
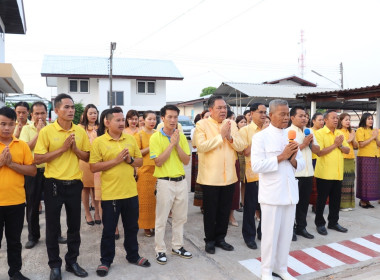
[137,80,156,95]
[107,91,124,106]
[69,79,89,93]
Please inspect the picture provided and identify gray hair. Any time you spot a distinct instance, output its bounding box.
[269,99,288,113]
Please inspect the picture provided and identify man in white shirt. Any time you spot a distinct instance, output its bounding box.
[251,100,305,280]
[288,107,320,240]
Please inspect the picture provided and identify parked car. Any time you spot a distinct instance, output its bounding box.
[178,115,194,139]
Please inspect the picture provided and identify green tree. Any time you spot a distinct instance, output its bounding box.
[73,103,84,124]
[200,86,217,97]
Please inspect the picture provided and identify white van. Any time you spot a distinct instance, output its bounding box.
[178,115,194,139]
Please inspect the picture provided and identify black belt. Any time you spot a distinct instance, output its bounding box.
[159,176,185,182]
[37,167,45,173]
[55,179,81,186]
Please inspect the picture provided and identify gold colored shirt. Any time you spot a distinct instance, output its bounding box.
[356,127,379,157]
[311,127,320,160]
[314,126,348,180]
[238,121,261,182]
[194,117,245,186]
[338,128,355,159]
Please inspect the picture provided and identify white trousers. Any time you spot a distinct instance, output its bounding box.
[260,204,296,277]
[155,178,188,253]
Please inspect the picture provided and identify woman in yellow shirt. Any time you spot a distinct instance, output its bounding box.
[356,113,380,208]
[337,113,358,211]
[134,111,157,237]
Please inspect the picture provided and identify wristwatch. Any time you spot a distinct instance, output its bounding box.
[128,157,135,165]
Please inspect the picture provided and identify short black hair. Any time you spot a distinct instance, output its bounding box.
[0,106,17,121]
[31,101,47,113]
[160,105,180,117]
[227,110,234,119]
[243,110,250,116]
[250,103,264,112]
[290,106,305,117]
[106,107,123,120]
[323,110,336,120]
[207,95,224,108]
[14,101,29,111]
[54,93,74,108]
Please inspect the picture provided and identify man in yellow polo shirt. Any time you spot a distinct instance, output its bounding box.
[239,103,266,249]
[90,107,150,277]
[13,101,32,139]
[150,105,192,265]
[314,110,350,236]
[0,106,36,280]
[34,94,90,280]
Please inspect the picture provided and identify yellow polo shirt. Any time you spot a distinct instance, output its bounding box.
[311,127,320,160]
[14,119,32,137]
[356,127,379,157]
[34,121,90,180]
[0,137,34,206]
[194,117,245,186]
[314,126,348,180]
[149,129,190,178]
[90,132,142,200]
[19,123,45,168]
[338,128,355,159]
[239,121,261,182]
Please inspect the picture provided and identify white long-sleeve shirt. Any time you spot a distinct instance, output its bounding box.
[251,124,305,205]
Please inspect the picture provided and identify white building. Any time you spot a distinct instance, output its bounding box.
[0,0,27,106]
[41,55,183,113]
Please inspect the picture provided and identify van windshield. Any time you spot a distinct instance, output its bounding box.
[178,120,193,126]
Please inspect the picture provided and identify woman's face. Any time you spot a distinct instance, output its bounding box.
[313,115,324,129]
[128,115,139,128]
[263,117,270,128]
[342,116,351,129]
[366,115,374,128]
[237,118,247,129]
[139,116,145,128]
[203,112,211,119]
[87,108,98,124]
[144,113,157,129]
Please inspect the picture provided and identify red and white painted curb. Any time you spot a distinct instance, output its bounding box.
[239,234,380,278]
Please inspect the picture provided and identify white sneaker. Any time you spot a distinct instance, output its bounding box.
[261,275,274,280]
[340,208,350,212]
[273,272,297,280]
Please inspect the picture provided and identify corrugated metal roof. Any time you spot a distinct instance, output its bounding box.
[216,82,334,99]
[41,55,183,79]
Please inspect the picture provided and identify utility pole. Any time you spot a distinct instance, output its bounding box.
[109,42,117,109]
[340,62,344,89]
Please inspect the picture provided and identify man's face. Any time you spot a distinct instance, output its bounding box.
[161,110,178,131]
[291,109,307,128]
[269,105,290,129]
[325,112,339,129]
[107,112,125,134]
[15,106,29,124]
[209,99,227,123]
[251,105,267,127]
[55,98,75,122]
[31,105,47,125]
[0,115,16,139]
[245,112,252,123]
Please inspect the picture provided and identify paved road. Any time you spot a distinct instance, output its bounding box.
[1,153,380,279]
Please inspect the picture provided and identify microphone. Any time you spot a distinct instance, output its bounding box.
[288,130,296,143]
[304,128,313,149]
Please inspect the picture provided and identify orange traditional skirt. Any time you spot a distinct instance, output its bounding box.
[137,165,157,229]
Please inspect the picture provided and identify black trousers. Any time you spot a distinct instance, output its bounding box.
[315,178,342,227]
[242,181,259,243]
[202,184,234,243]
[44,178,82,268]
[25,168,45,241]
[101,196,140,266]
[295,177,313,231]
[0,203,25,277]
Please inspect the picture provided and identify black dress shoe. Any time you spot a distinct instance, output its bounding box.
[58,236,67,244]
[215,241,234,251]
[296,228,315,239]
[25,240,38,249]
[292,232,297,241]
[49,268,61,280]
[66,263,88,278]
[10,271,30,280]
[316,225,328,235]
[205,242,215,254]
[246,240,257,249]
[257,231,262,240]
[328,223,348,233]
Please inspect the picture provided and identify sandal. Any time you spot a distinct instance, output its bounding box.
[96,264,109,277]
[144,229,154,237]
[133,257,151,267]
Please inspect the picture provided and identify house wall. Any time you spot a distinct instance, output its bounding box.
[177,102,205,121]
[57,77,99,106]
[130,79,166,111]
[274,80,302,86]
